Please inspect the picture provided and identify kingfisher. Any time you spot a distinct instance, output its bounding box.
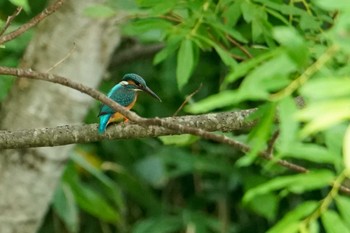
[98,73,161,134]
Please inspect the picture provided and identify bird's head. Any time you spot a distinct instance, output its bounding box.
[120,73,161,102]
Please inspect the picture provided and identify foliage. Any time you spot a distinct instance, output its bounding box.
[2,0,350,233]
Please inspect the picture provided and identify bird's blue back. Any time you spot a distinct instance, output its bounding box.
[98,83,136,116]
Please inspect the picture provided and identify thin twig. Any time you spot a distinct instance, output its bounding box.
[159,14,182,23]
[301,171,347,228]
[46,43,76,72]
[270,45,338,100]
[208,33,246,61]
[266,130,280,156]
[173,83,202,116]
[0,0,64,45]
[0,7,23,37]
[226,35,253,59]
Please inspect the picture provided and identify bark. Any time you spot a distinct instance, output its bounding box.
[0,110,256,149]
[0,0,120,232]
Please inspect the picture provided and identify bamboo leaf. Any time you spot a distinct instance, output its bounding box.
[177,39,194,89]
[322,210,350,233]
[343,124,350,170]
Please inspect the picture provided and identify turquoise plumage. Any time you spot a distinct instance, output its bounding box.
[98,73,161,134]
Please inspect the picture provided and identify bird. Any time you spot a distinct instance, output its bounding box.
[98,73,161,134]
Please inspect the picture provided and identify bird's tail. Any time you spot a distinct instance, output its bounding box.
[98,114,111,134]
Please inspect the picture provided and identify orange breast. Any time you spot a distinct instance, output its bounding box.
[107,95,138,125]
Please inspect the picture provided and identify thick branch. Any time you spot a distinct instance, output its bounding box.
[0,7,22,37]
[0,0,64,45]
[0,110,255,149]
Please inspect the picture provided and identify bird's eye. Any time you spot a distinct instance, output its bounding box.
[135,81,141,87]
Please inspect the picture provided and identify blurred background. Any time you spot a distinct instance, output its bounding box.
[1,0,350,233]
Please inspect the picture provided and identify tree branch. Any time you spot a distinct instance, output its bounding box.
[0,110,255,149]
[0,0,64,45]
[0,7,22,37]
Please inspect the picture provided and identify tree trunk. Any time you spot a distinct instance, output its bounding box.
[0,1,120,232]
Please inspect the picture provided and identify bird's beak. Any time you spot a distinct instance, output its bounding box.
[142,86,162,102]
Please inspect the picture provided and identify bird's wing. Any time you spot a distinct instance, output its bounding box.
[98,86,135,116]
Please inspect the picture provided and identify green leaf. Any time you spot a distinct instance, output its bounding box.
[251,9,268,41]
[221,48,281,88]
[237,103,276,166]
[336,196,350,229]
[187,53,295,114]
[70,152,124,210]
[243,170,335,203]
[185,90,239,114]
[246,193,278,221]
[53,184,79,233]
[62,163,120,223]
[238,53,296,100]
[297,99,350,136]
[255,0,309,16]
[177,39,194,89]
[150,1,178,15]
[343,124,350,170]
[240,0,256,23]
[278,96,298,152]
[300,13,323,31]
[330,14,350,53]
[214,45,238,67]
[10,0,30,12]
[265,8,289,26]
[324,125,346,171]
[194,34,237,67]
[322,210,350,233]
[273,26,309,67]
[222,0,242,27]
[124,18,173,34]
[206,19,248,43]
[123,18,173,42]
[132,216,182,233]
[181,209,224,232]
[282,143,335,164]
[71,152,118,190]
[301,77,350,100]
[153,35,181,64]
[314,0,350,11]
[83,4,116,18]
[325,125,347,151]
[267,201,318,233]
[70,181,120,222]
